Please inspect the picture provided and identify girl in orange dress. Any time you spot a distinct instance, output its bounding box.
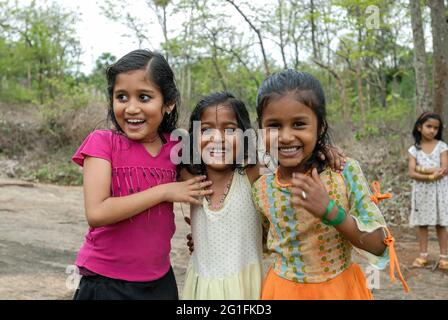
[252,70,409,300]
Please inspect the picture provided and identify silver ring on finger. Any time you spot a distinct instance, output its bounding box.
[301,190,307,200]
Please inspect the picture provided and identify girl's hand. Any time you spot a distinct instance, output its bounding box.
[443,168,448,176]
[184,216,194,254]
[162,175,213,205]
[186,233,194,255]
[319,146,346,173]
[290,168,330,219]
[434,168,446,179]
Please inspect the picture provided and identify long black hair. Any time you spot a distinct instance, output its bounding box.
[183,91,256,176]
[256,69,331,173]
[412,112,444,149]
[106,49,179,134]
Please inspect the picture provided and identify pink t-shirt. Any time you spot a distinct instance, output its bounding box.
[72,130,179,282]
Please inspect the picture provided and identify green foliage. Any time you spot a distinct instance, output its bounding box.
[32,161,83,186]
[0,0,81,104]
[0,0,443,185]
[88,52,116,94]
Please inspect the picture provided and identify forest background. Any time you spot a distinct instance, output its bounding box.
[1,0,448,228]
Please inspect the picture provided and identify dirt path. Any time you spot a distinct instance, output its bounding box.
[0,179,447,300]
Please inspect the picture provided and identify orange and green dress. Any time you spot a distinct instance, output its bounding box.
[251,158,391,300]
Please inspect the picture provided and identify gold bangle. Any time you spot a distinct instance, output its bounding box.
[427,174,435,181]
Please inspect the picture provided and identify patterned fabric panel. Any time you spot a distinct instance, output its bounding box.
[252,158,389,283]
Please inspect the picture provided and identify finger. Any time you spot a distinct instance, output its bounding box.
[335,148,346,171]
[317,150,325,161]
[200,181,213,188]
[333,152,341,172]
[291,180,310,195]
[292,172,309,181]
[290,195,301,207]
[186,196,203,206]
[312,168,325,188]
[336,146,346,158]
[290,186,301,195]
[191,180,212,190]
[291,176,311,192]
[328,149,337,171]
[193,189,213,197]
[188,175,207,185]
[292,172,313,188]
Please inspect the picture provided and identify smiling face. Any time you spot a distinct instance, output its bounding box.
[418,118,441,142]
[199,105,239,171]
[260,95,319,174]
[112,69,173,143]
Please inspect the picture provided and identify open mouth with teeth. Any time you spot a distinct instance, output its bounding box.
[278,145,303,157]
[206,148,229,157]
[125,118,146,129]
[202,146,234,164]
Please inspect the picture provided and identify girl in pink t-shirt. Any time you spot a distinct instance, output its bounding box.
[72,49,212,300]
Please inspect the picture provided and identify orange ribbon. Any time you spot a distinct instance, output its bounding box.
[383,228,410,293]
[370,181,409,292]
[370,181,393,205]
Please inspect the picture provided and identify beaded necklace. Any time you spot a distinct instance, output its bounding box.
[205,171,234,210]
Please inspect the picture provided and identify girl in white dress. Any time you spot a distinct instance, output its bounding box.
[180,92,264,299]
[408,112,448,270]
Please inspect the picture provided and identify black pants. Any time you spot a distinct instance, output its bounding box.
[73,267,178,300]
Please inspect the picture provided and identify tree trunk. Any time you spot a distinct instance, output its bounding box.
[428,0,448,122]
[355,59,366,127]
[355,10,366,126]
[410,0,432,114]
[162,6,169,62]
[211,38,227,91]
[277,0,288,69]
[310,0,319,60]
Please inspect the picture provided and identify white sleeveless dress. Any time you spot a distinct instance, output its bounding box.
[182,171,263,300]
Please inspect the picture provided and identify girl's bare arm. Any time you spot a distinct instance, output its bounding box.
[441,150,448,171]
[324,204,386,256]
[246,163,262,185]
[408,155,443,181]
[83,157,212,227]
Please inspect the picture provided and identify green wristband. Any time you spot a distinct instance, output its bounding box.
[322,205,346,226]
[322,199,336,221]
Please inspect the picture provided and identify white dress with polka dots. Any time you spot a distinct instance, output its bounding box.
[409,140,448,226]
[182,171,263,300]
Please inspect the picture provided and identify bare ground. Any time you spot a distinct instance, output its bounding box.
[0,179,447,300]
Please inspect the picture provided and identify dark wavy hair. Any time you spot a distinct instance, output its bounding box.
[412,112,444,149]
[106,49,179,134]
[183,91,256,176]
[256,69,331,173]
